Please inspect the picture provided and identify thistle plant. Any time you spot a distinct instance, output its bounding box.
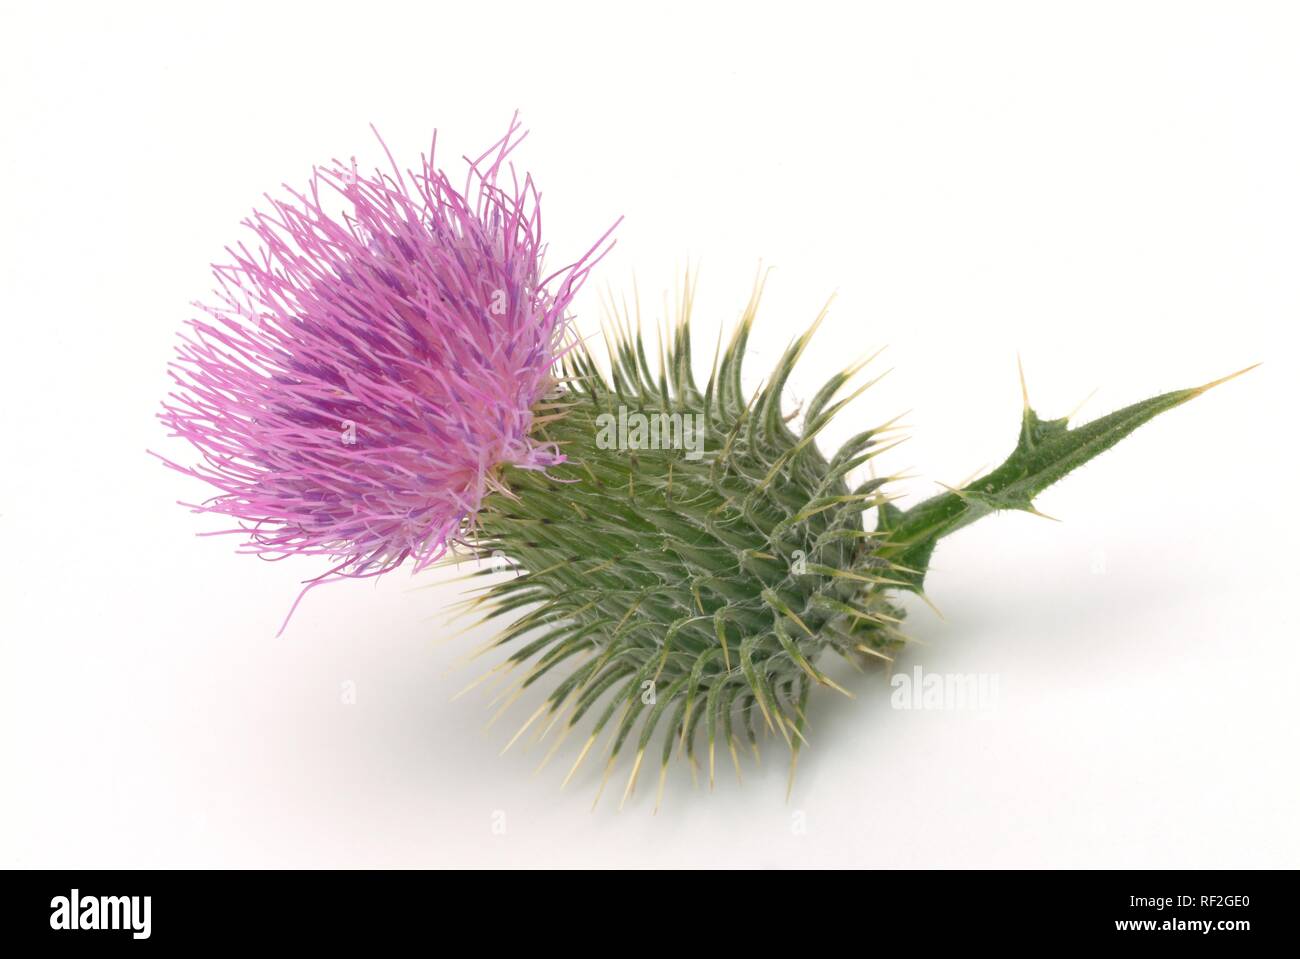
[158,122,1251,808]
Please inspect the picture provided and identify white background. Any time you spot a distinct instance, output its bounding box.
[2,1,1297,868]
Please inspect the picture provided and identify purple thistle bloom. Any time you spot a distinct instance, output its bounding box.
[158,118,615,628]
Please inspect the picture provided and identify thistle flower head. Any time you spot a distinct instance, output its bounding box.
[159,119,614,602]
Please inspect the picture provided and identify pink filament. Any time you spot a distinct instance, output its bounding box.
[157,116,616,624]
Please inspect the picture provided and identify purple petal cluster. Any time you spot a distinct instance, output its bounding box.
[159,119,614,610]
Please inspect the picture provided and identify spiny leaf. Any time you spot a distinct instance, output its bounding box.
[881,364,1257,590]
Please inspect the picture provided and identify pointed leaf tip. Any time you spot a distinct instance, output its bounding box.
[1188,363,1260,398]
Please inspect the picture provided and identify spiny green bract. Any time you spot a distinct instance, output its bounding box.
[459,277,1251,810]
[468,279,908,808]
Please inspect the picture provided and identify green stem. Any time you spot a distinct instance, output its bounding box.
[878,364,1255,592]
